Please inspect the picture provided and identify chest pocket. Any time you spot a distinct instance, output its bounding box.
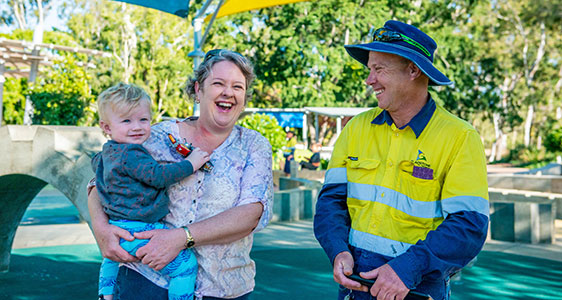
[345,159,380,228]
[345,159,380,185]
[397,160,441,202]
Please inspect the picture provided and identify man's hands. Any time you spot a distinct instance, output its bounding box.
[332,252,369,293]
[333,251,410,300]
[361,264,410,300]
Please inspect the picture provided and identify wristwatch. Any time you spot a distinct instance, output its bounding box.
[182,226,195,249]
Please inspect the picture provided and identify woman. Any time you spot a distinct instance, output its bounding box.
[88,49,273,299]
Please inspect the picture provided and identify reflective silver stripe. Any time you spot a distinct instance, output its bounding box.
[349,228,414,257]
[441,195,489,218]
[348,182,443,219]
[324,167,347,184]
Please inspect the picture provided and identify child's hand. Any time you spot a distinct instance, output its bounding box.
[187,147,210,171]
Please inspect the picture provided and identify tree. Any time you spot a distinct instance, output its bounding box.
[475,0,562,161]
[205,0,494,145]
[1,0,54,30]
[66,0,195,120]
[26,57,95,125]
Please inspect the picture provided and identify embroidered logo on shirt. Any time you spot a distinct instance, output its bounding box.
[348,156,358,161]
[413,150,433,179]
[416,150,427,162]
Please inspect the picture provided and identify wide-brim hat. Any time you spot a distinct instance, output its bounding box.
[345,20,452,86]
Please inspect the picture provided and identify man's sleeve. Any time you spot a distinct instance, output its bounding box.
[388,129,490,288]
[313,125,352,264]
[121,145,194,188]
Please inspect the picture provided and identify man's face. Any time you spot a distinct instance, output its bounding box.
[365,51,412,113]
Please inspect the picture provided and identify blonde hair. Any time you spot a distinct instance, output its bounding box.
[97,83,152,122]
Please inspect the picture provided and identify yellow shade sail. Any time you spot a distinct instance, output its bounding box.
[205,0,311,21]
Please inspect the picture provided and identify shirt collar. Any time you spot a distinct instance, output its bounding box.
[371,96,436,138]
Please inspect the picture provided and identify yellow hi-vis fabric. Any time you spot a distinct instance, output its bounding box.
[327,104,489,255]
[294,148,313,163]
[205,0,311,21]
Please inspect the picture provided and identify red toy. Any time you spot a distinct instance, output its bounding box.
[168,133,192,157]
[167,133,214,173]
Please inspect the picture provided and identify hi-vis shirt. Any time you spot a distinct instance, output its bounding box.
[314,98,489,299]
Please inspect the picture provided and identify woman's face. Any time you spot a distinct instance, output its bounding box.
[196,60,247,131]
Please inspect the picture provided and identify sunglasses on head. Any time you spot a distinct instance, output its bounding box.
[203,49,244,62]
[373,28,431,57]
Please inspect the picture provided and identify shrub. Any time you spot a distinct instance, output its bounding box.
[237,113,286,153]
[544,127,562,153]
[26,58,95,126]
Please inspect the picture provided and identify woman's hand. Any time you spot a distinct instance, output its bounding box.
[94,222,137,262]
[88,187,137,263]
[134,228,186,271]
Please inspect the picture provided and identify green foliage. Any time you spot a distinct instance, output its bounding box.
[320,158,330,170]
[65,0,194,120]
[237,113,286,153]
[2,0,562,167]
[27,58,95,126]
[502,143,555,168]
[2,77,27,124]
[204,0,391,108]
[544,127,562,153]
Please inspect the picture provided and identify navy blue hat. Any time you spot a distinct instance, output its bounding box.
[345,20,452,86]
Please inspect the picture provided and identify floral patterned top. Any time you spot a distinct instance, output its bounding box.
[125,119,273,299]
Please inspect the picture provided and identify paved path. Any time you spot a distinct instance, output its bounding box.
[12,220,562,261]
[4,220,562,299]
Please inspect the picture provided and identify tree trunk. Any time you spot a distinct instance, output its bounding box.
[524,104,534,147]
[497,134,507,162]
[115,3,137,83]
[489,112,502,162]
[537,134,542,150]
[12,0,27,29]
[23,0,44,125]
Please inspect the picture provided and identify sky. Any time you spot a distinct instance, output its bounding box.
[0,0,68,34]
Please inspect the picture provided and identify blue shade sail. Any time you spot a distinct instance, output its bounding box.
[113,0,189,18]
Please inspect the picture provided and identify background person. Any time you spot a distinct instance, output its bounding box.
[88,49,273,300]
[313,20,489,300]
[282,130,297,175]
[300,143,322,170]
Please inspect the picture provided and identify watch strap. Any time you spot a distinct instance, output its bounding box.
[182,226,195,249]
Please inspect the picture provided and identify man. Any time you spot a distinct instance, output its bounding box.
[313,20,489,300]
[283,130,298,174]
[300,143,322,170]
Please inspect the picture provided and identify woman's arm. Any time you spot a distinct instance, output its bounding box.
[134,202,263,271]
[88,187,137,262]
[189,201,264,244]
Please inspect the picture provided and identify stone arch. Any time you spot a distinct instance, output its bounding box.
[0,125,106,272]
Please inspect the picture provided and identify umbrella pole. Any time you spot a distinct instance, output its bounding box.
[188,0,225,116]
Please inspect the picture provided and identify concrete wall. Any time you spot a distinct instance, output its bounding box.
[488,174,562,219]
[271,177,322,222]
[488,188,559,244]
[0,125,105,272]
